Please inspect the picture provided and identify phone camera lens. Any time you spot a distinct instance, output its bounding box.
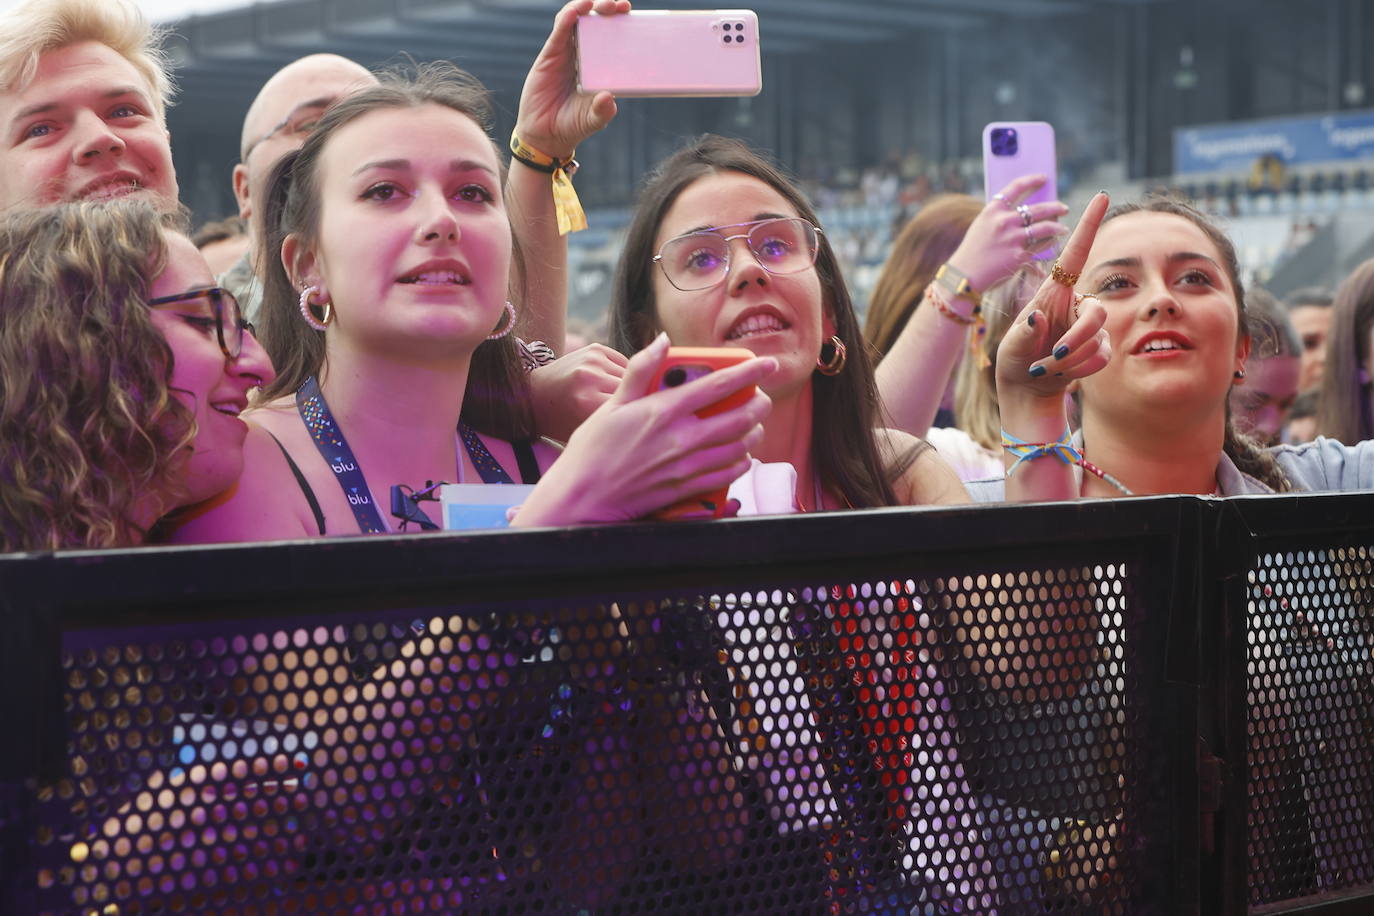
[991,127,1019,157]
[664,367,688,387]
[734,34,744,42]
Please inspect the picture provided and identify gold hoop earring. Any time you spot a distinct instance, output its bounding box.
[299,285,332,331]
[487,300,516,340]
[816,335,847,376]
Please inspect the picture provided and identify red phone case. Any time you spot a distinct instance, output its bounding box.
[647,347,755,519]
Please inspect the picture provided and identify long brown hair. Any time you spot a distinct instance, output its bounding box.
[1097,197,1290,491]
[254,61,533,441]
[606,135,897,508]
[1316,258,1374,445]
[864,195,982,357]
[0,201,195,550]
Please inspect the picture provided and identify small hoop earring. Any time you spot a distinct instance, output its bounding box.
[1233,368,1246,380]
[816,335,847,376]
[299,285,332,332]
[487,300,516,341]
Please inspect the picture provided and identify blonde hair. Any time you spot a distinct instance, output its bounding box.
[0,0,173,122]
[954,265,1044,452]
[0,201,195,550]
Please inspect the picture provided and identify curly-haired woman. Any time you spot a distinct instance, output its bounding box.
[0,200,274,550]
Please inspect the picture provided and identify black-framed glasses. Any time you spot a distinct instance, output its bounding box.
[149,286,253,360]
[653,217,823,292]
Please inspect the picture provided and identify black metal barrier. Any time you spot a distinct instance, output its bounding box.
[0,494,1369,915]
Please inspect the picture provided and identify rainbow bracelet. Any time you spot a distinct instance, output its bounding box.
[1001,426,1081,476]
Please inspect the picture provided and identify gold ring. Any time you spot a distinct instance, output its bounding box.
[1051,262,1080,288]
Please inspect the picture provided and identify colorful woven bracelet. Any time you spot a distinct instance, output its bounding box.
[1001,426,1080,476]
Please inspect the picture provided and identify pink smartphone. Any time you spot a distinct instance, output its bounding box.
[576,10,762,97]
[982,121,1058,206]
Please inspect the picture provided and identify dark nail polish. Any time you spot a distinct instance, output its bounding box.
[1029,365,1047,378]
[1027,313,1036,328]
[1054,344,1070,360]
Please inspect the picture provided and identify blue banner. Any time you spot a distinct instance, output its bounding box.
[1174,110,1374,174]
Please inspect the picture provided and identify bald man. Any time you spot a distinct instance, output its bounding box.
[232,54,374,250]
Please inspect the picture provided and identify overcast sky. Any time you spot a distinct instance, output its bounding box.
[0,0,260,23]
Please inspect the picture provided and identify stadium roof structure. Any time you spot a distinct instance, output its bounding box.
[161,0,1156,134]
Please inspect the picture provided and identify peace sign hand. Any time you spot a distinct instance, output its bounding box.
[996,191,1113,403]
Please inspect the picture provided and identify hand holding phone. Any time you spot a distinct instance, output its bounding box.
[576,10,762,97]
[512,0,632,173]
[510,335,773,527]
[647,347,756,518]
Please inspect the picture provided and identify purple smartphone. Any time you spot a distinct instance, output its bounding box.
[982,122,1058,206]
[576,10,762,97]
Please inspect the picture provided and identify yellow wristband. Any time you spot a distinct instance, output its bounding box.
[510,133,586,235]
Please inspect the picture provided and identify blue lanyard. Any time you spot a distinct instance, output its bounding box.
[295,376,521,534]
[296,376,388,533]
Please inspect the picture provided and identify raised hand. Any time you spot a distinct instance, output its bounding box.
[995,192,1113,501]
[997,191,1113,402]
[950,174,1069,291]
[515,0,631,159]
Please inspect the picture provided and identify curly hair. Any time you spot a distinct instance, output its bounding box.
[606,134,897,509]
[254,60,533,442]
[1096,196,1290,492]
[0,201,195,551]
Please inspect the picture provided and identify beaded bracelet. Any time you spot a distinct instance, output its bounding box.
[926,283,990,369]
[925,283,976,326]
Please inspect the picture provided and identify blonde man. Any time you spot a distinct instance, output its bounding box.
[0,0,178,212]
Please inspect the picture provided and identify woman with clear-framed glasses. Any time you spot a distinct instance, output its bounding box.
[0,200,275,551]
[609,134,969,513]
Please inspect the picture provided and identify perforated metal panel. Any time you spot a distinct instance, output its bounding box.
[17,545,1171,916]
[1247,544,1374,909]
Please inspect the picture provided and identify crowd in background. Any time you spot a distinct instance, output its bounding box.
[1,0,1372,910]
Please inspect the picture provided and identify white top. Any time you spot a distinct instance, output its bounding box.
[925,426,1003,482]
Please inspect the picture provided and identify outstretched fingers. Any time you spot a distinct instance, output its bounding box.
[1036,191,1110,328]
